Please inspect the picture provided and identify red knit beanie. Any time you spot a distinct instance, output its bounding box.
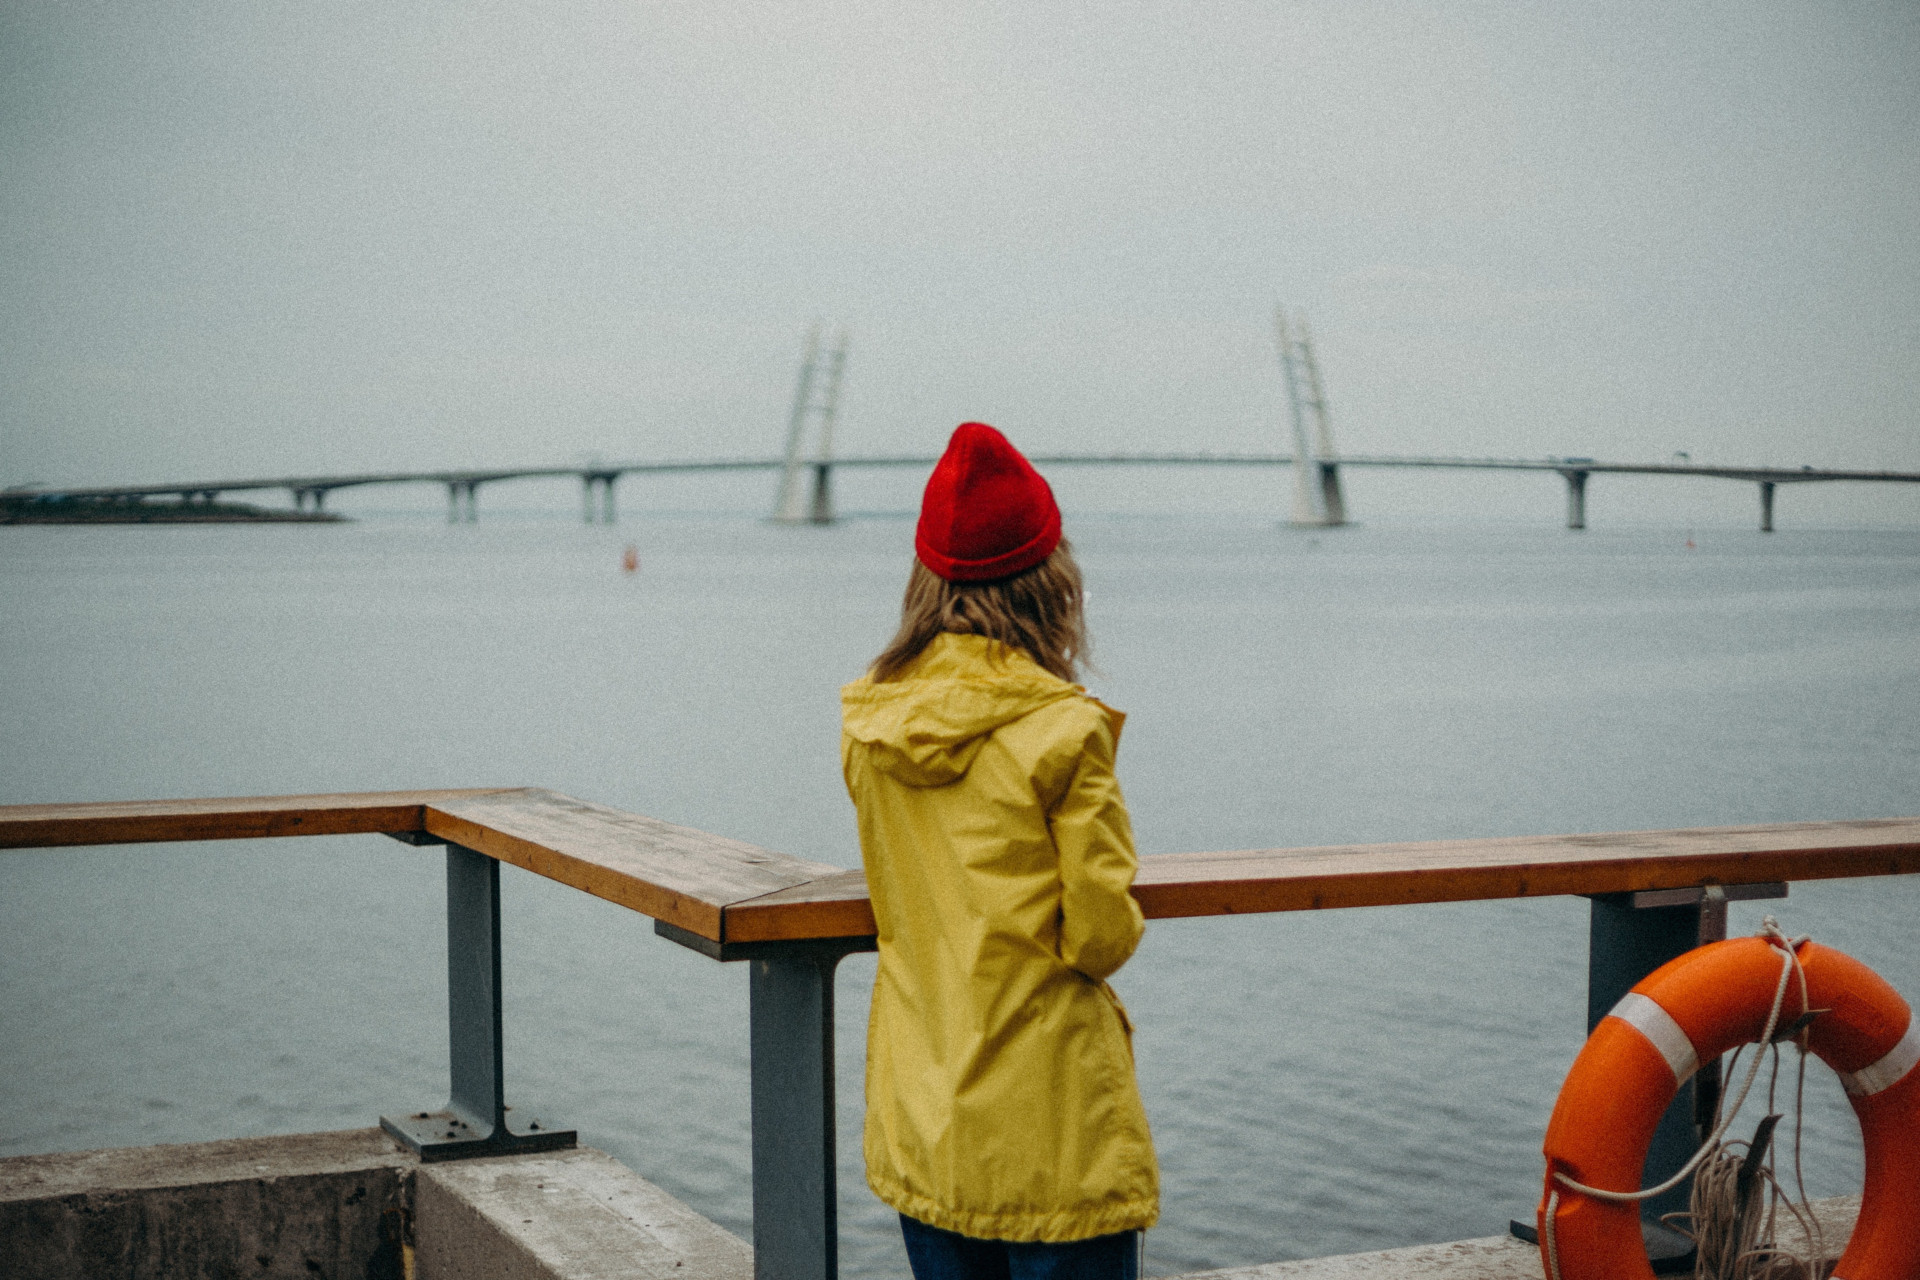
[915,423,1063,582]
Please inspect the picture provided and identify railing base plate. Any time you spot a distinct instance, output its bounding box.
[381,1110,576,1163]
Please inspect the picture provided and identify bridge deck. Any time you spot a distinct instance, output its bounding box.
[17,453,1920,503]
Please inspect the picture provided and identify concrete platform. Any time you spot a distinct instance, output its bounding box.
[1,1128,412,1279]
[1,1128,749,1280]
[2,1128,1862,1280]
[415,1147,750,1280]
[1175,1196,1859,1280]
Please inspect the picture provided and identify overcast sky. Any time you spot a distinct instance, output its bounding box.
[4,2,1917,503]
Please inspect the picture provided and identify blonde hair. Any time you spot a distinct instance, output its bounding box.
[870,539,1088,683]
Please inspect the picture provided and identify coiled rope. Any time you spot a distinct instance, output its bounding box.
[1543,919,1824,1280]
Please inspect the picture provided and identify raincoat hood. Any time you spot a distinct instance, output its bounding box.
[842,633,1097,787]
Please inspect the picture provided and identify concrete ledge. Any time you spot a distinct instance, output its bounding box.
[3,1129,1860,1280]
[2,1130,749,1280]
[1174,1197,1860,1280]
[416,1147,752,1280]
[0,1128,415,1280]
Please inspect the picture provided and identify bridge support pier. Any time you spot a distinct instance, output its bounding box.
[448,482,478,524]
[1759,481,1775,533]
[1563,470,1589,530]
[807,463,833,525]
[1317,463,1347,526]
[579,475,619,524]
[579,474,617,525]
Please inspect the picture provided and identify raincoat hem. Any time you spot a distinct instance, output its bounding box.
[869,1173,1159,1243]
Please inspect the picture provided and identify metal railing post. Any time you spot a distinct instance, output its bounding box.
[1587,892,1702,1227]
[447,844,506,1133]
[381,842,575,1161]
[1582,884,1785,1235]
[749,940,861,1280]
[651,919,876,1280]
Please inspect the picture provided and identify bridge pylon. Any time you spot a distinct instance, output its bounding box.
[1275,307,1348,527]
[770,325,848,524]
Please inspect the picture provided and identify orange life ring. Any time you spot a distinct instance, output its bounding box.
[1537,935,1920,1280]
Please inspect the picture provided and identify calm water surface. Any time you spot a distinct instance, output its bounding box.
[3,515,1917,1275]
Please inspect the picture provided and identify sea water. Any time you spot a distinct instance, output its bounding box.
[3,514,1917,1275]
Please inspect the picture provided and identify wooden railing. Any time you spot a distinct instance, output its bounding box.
[6,790,1918,1280]
[10,788,1917,940]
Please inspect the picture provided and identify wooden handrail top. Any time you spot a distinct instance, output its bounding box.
[4,794,1917,946]
[423,789,840,939]
[0,788,840,941]
[0,790,517,849]
[717,817,1920,941]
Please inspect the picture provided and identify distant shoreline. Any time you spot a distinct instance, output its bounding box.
[1,497,345,525]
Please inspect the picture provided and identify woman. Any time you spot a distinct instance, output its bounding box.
[841,422,1158,1280]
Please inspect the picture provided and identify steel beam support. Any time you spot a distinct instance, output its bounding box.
[1587,893,1701,1225]
[1759,481,1776,533]
[749,939,867,1280]
[1563,470,1589,530]
[1584,882,1785,1224]
[446,845,506,1129]
[381,844,574,1161]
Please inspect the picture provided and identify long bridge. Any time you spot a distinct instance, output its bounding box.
[10,317,1918,530]
[10,450,1919,532]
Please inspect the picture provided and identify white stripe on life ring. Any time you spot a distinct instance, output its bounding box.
[1839,1019,1920,1098]
[1608,992,1699,1084]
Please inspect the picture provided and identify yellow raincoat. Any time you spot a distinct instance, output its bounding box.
[841,632,1158,1242]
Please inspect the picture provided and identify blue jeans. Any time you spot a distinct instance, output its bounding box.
[899,1214,1140,1280]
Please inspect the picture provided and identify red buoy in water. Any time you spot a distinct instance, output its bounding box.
[621,544,639,574]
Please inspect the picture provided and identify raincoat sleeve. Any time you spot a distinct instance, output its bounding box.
[1047,710,1145,982]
